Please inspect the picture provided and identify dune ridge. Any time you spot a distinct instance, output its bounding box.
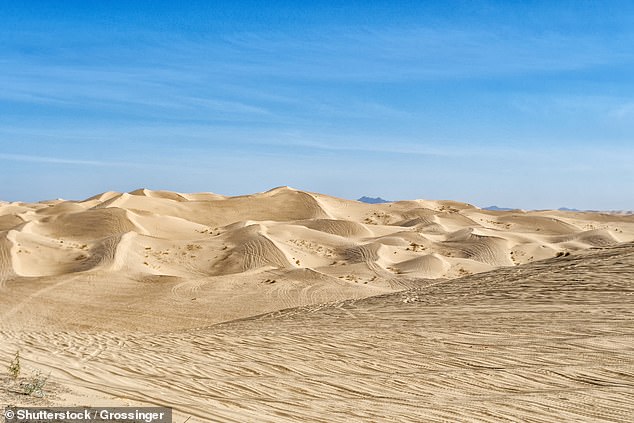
[1,187,633,330]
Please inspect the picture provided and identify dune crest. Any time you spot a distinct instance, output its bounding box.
[0,188,632,330]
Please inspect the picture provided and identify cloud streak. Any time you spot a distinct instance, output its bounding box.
[0,153,142,167]
[4,25,633,109]
[217,28,634,80]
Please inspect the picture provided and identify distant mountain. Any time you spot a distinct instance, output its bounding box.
[483,205,632,214]
[483,205,514,211]
[358,196,391,204]
[557,208,633,214]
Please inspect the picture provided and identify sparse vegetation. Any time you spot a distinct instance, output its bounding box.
[363,211,392,225]
[408,242,425,252]
[8,350,20,380]
[19,370,49,397]
[6,351,50,398]
[457,267,472,276]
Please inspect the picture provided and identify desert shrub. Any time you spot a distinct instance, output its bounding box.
[20,370,49,397]
[8,351,20,380]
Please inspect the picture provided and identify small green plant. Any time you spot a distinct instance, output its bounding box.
[8,350,20,380]
[20,370,49,397]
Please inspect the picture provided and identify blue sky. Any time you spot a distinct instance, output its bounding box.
[1,1,633,209]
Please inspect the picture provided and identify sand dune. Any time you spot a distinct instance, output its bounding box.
[1,188,633,421]
[1,241,632,422]
[0,187,633,330]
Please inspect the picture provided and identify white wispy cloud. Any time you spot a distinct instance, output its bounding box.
[509,94,634,123]
[0,153,141,167]
[4,24,633,115]
[217,27,634,80]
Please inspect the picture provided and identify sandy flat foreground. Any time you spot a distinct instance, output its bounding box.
[1,188,633,421]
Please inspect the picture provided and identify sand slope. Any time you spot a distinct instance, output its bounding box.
[1,188,634,421]
[0,187,633,330]
[1,241,632,422]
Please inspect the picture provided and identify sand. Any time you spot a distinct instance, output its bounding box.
[1,187,633,421]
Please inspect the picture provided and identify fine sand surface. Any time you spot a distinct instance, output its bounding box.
[1,187,633,421]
